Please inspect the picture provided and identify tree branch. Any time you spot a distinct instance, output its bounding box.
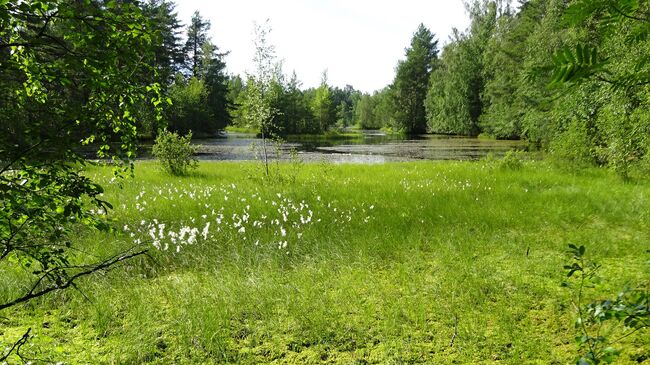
[610,4,650,23]
[0,327,31,362]
[0,248,148,310]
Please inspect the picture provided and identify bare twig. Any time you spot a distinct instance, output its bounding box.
[0,327,31,362]
[0,248,148,310]
[449,314,458,347]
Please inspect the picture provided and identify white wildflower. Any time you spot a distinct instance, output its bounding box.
[202,222,210,240]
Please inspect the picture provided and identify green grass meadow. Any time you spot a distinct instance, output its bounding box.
[1,160,648,364]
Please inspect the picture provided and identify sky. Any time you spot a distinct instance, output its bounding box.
[174,0,471,93]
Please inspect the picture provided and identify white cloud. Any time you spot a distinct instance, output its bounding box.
[174,0,470,93]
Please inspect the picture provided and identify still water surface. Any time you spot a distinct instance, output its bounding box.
[144,130,526,164]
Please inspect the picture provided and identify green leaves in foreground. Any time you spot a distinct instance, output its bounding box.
[550,45,607,86]
[551,0,650,88]
[564,244,649,365]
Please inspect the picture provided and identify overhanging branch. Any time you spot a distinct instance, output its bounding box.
[0,248,148,310]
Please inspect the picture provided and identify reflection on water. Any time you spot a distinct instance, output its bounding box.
[174,130,526,164]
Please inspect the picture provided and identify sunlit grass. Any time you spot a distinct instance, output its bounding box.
[1,160,648,364]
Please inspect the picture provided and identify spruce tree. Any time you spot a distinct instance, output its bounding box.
[391,24,438,134]
[184,11,211,78]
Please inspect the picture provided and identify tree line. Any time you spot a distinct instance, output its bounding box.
[359,0,650,176]
[4,0,648,169]
[149,0,650,178]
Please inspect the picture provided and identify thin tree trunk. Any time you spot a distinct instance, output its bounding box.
[261,129,269,176]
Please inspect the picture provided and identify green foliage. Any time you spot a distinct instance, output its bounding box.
[419,0,650,176]
[202,42,233,131]
[166,76,212,134]
[595,93,650,179]
[184,11,211,78]
[310,71,336,132]
[142,0,185,85]
[563,244,649,364]
[427,37,482,135]
[0,0,161,313]
[498,150,524,170]
[480,5,542,139]
[160,10,231,136]
[331,85,360,128]
[355,93,379,129]
[152,130,198,176]
[550,45,606,85]
[550,0,650,91]
[391,24,438,134]
[549,118,598,167]
[427,1,501,136]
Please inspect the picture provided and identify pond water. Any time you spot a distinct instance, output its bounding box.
[166,130,527,164]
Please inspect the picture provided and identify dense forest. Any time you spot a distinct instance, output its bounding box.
[104,0,650,177]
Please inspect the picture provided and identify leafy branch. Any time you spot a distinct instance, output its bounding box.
[563,244,649,364]
[550,0,650,88]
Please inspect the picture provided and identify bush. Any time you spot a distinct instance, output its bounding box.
[152,129,198,175]
[499,150,524,170]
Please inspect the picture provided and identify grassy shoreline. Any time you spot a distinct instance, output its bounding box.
[1,160,648,364]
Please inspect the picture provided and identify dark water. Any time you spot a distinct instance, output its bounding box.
[160,130,527,164]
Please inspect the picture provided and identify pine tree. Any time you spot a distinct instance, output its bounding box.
[202,41,233,132]
[142,0,185,85]
[184,11,211,78]
[391,24,438,134]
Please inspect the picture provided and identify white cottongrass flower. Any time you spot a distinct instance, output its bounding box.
[148,227,157,241]
[187,231,197,245]
[156,224,165,240]
[202,222,210,240]
[280,227,286,237]
[238,226,246,234]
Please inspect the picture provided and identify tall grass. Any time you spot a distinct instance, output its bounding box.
[1,160,648,364]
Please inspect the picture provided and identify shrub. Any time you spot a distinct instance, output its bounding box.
[152,129,198,175]
[499,150,524,170]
